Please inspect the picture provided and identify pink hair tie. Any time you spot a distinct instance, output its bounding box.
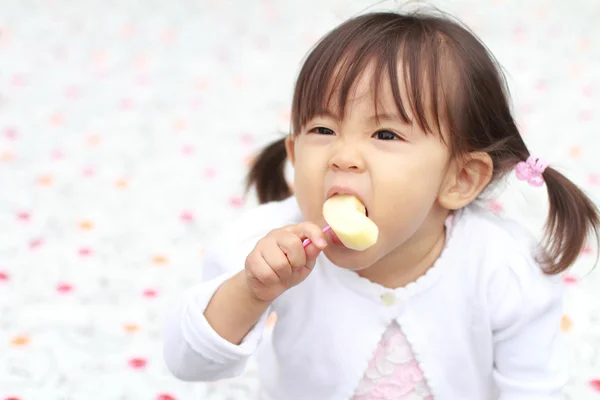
[515,156,548,187]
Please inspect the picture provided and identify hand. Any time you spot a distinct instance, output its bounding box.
[244,222,327,302]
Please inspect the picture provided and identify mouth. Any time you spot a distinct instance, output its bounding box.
[325,186,370,217]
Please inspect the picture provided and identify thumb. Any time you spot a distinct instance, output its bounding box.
[303,242,324,271]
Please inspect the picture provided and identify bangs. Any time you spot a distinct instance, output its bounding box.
[291,13,455,140]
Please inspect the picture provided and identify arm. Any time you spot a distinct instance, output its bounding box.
[162,251,272,382]
[162,221,326,382]
[204,270,271,345]
[490,255,568,399]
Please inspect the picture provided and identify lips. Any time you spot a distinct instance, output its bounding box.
[325,186,369,216]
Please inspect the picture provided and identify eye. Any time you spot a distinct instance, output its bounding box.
[309,126,335,135]
[373,130,401,141]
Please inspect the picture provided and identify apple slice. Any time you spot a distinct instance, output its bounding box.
[322,194,379,251]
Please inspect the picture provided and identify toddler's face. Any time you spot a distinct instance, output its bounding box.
[288,68,452,270]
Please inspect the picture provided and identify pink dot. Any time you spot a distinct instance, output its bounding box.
[82,167,95,177]
[562,275,578,285]
[203,167,217,179]
[78,247,92,256]
[11,73,26,87]
[581,245,593,255]
[65,85,81,99]
[588,174,599,185]
[143,289,158,298]
[487,200,504,213]
[16,211,30,221]
[56,283,73,293]
[519,103,534,115]
[578,110,593,121]
[128,357,147,369]
[590,379,600,392]
[157,394,176,400]
[0,271,8,281]
[229,195,244,208]
[240,133,254,146]
[135,74,149,86]
[5,397,22,400]
[4,127,18,140]
[51,149,65,160]
[181,145,194,156]
[180,211,194,222]
[119,98,133,111]
[512,25,526,41]
[29,238,44,249]
[189,97,202,110]
[535,79,548,92]
[583,85,594,97]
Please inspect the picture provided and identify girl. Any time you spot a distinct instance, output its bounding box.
[163,10,599,400]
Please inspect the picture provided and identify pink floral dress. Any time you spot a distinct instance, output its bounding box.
[351,320,434,400]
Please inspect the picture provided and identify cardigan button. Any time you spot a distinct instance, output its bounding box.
[380,292,396,306]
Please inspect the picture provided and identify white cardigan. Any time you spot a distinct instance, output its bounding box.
[163,196,567,400]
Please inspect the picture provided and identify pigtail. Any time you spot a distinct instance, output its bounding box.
[540,167,600,274]
[245,137,292,204]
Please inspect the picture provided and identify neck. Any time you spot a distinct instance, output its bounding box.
[358,210,449,289]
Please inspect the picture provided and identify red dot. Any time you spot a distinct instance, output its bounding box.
[143,289,158,298]
[180,211,194,222]
[229,195,244,208]
[562,275,578,285]
[29,238,44,249]
[78,247,92,256]
[57,283,73,293]
[16,211,30,221]
[590,379,600,391]
[5,397,22,400]
[157,394,176,400]
[0,271,8,281]
[128,357,147,369]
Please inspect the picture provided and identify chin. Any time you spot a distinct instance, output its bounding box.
[322,246,376,271]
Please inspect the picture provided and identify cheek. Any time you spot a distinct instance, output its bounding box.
[372,151,447,234]
[292,147,325,221]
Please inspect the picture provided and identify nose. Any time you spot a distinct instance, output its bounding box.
[329,140,365,172]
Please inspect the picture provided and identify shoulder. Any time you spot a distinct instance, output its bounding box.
[451,204,564,325]
[202,196,304,279]
[453,203,548,275]
[216,195,303,244]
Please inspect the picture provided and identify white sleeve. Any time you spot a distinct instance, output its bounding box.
[489,252,568,400]
[162,251,270,382]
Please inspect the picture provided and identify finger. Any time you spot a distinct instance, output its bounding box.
[245,250,279,285]
[284,222,327,250]
[260,241,293,282]
[303,243,322,268]
[275,232,306,269]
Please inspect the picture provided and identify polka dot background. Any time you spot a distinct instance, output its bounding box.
[0,0,598,398]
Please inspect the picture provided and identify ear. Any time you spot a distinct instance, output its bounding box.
[285,134,296,166]
[438,152,493,210]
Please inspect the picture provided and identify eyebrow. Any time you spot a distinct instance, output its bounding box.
[313,110,403,123]
[367,113,402,123]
